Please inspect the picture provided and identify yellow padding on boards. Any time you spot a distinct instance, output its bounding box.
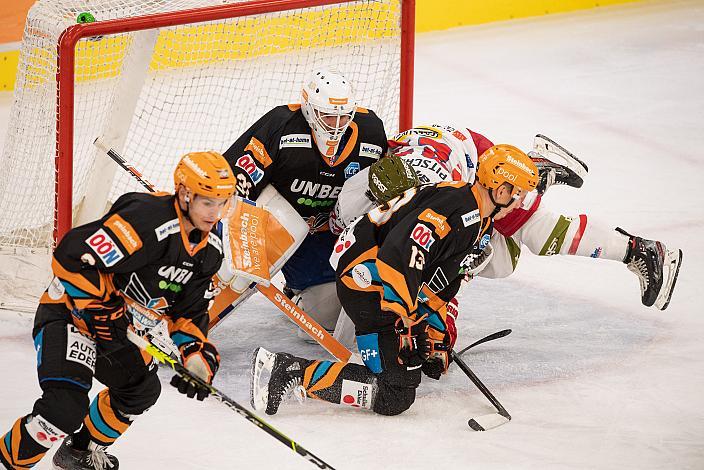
[0,51,19,90]
[0,0,645,91]
[415,0,644,32]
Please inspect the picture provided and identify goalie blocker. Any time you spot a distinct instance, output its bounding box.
[208,185,308,328]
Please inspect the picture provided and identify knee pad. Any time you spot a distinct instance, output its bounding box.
[372,381,416,416]
[110,371,161,415]
[32,387,89,434]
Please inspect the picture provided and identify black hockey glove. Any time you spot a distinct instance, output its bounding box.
[77,295,130,343]
[170,340,220,401]
[395,316,431,371]
[422,299,459,380]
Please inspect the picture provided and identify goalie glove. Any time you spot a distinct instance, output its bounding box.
[170,340,220,401]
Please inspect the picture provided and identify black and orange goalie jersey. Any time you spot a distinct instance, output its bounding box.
[42,192,224,338]
[222,104,387,231]
[332,182,493,331]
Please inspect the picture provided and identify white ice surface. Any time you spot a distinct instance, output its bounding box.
[1,1,703,468]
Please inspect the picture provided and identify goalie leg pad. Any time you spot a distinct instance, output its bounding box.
[290,282,342,337]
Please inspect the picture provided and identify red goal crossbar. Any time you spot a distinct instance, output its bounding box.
[55,0,415,243]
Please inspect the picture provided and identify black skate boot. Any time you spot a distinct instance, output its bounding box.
[530,134,589,194]
[52,437,118,470]
[250,347,311,415]
[617,228,683,310]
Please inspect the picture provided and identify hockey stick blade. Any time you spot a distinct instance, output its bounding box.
[128,330,336,469]
[455,329,512,357]
[468,411,511,431]
[452,352,512,431]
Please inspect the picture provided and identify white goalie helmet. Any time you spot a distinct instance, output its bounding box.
[301,67,357,158]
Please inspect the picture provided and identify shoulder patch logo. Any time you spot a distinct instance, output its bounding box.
[280,134,312,149]
[359,143,382,160]
[245,137,272,168]
[154,218,180,241]
[462,209,480,227]
[235,154,264,184]
[105,214,142,254]
[410,223,436,251]
[418,209,450,239]
[85,228,124,267]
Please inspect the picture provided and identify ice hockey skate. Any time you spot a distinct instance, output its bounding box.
[529,134,589,194]
[250,347,309,415]
[52,437,118,470]
[618,228,683,310]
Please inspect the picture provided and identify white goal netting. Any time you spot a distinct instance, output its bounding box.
[0,0,408,311]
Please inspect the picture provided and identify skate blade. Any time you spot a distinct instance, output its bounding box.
[655,249,683,310]
[534,134,589,180]
[250,347,275,411]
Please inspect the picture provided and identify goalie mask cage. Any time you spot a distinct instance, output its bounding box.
[0,0,414,253]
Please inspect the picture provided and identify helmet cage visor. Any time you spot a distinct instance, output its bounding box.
[310,105,356,143]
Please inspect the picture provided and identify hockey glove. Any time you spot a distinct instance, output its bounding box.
[170,340,220,401]
[395,315,431,371]
[75,295,130,343]
[422,299,459,380]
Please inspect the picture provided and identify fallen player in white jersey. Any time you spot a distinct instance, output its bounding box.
[331,125,683,319]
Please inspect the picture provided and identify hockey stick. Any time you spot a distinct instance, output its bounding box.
[127,329,336,469]
[94,137,352,362]
[451,351,511,431]
[454,329,512,357]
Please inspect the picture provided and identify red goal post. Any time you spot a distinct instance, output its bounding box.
[0,0,414,255]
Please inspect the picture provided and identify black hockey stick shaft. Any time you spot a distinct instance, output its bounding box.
[128,330,335,469]
[94,137,156,192]
[455,329,512,357]
[451,351,511,420]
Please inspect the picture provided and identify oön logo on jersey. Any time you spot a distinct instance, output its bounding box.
[85,229,124,267]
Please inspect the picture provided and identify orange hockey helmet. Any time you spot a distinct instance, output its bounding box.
[476,144,538,196]
[173,151,236,199]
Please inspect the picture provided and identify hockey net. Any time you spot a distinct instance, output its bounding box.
[0,0,414,313]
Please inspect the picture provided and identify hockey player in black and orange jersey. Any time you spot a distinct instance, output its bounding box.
[211,67,388,336]
[250,146,539,417]
[0,152,235,470]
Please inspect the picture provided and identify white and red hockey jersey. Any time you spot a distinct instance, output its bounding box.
[331,125,495,231]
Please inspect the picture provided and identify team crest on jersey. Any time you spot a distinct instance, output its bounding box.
[462,209,480,227]
[410,223,435,251]
[359,143,383,160]
[154,218,180,241]
[85,229,124,267]
[235,155,264,184]
[280,134,312,149]
[344,162,360,179]
[123,273,169,313]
